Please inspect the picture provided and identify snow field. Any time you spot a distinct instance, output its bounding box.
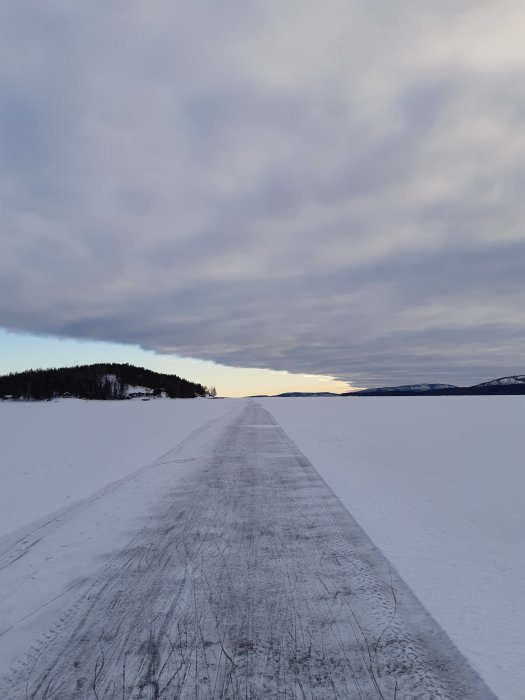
[0,398,235,538]
[0,396,523,698]
[0,397,241,673]
[259,396,525,700]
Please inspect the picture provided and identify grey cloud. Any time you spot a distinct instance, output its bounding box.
[1,1,525,387]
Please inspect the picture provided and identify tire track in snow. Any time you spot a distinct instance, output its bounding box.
[0,402,495,699]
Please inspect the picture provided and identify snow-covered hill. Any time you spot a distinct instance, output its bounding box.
[356,383,457,394]
[474,375,525,387]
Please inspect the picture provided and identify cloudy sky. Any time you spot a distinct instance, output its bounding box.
[1,1,525,394]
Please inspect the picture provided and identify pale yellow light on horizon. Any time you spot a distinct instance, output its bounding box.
[149,354,357,397]
[0,330,364,397]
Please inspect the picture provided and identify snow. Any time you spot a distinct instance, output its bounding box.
[0,396,522,698]
[258,396,524,700]
[476,375,525,386]
[0,401,494,699]
[359,383,457,393]
[0,398,234,538]
[124,384,154,394]
[0,398,240,673]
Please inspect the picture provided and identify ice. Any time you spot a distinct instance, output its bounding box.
[259,396,525,700]
[0,396,522,698]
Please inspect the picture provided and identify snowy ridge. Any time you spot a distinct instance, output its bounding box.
[347,375,525,395]
[357,383,457,394]
[474,375,525,387]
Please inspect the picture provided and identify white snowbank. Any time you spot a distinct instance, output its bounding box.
[259,396,524,700]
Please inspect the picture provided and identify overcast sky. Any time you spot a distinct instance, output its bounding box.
[1,1,525,390]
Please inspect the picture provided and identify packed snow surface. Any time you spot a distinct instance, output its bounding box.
[259,396,524,700]
[1,401,493,699]
[0,396,522,698]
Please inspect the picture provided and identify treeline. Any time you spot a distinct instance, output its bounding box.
[0,363,208,400]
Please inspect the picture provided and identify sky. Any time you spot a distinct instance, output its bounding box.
[0,330,351,397]
[1,1,525,394]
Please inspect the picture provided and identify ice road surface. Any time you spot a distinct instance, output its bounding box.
[260,396,525,700]
[0,400,493,699]
[0,396,520,698]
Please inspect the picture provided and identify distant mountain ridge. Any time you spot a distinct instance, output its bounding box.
[345,375,525,396]
[475,375,525,387]
[250,375,525,399]
[0,363,208,400]
[355,383,457,395]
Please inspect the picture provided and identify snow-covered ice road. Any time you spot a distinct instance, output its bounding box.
[0,402,494,699]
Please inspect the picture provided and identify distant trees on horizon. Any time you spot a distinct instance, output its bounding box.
[0,363,208,401]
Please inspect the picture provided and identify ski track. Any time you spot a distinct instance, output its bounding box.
[0,402,495,699]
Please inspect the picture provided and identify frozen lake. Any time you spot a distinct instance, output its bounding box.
[0,396,522,698]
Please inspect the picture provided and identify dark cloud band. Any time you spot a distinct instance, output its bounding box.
[1,1,524,386]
